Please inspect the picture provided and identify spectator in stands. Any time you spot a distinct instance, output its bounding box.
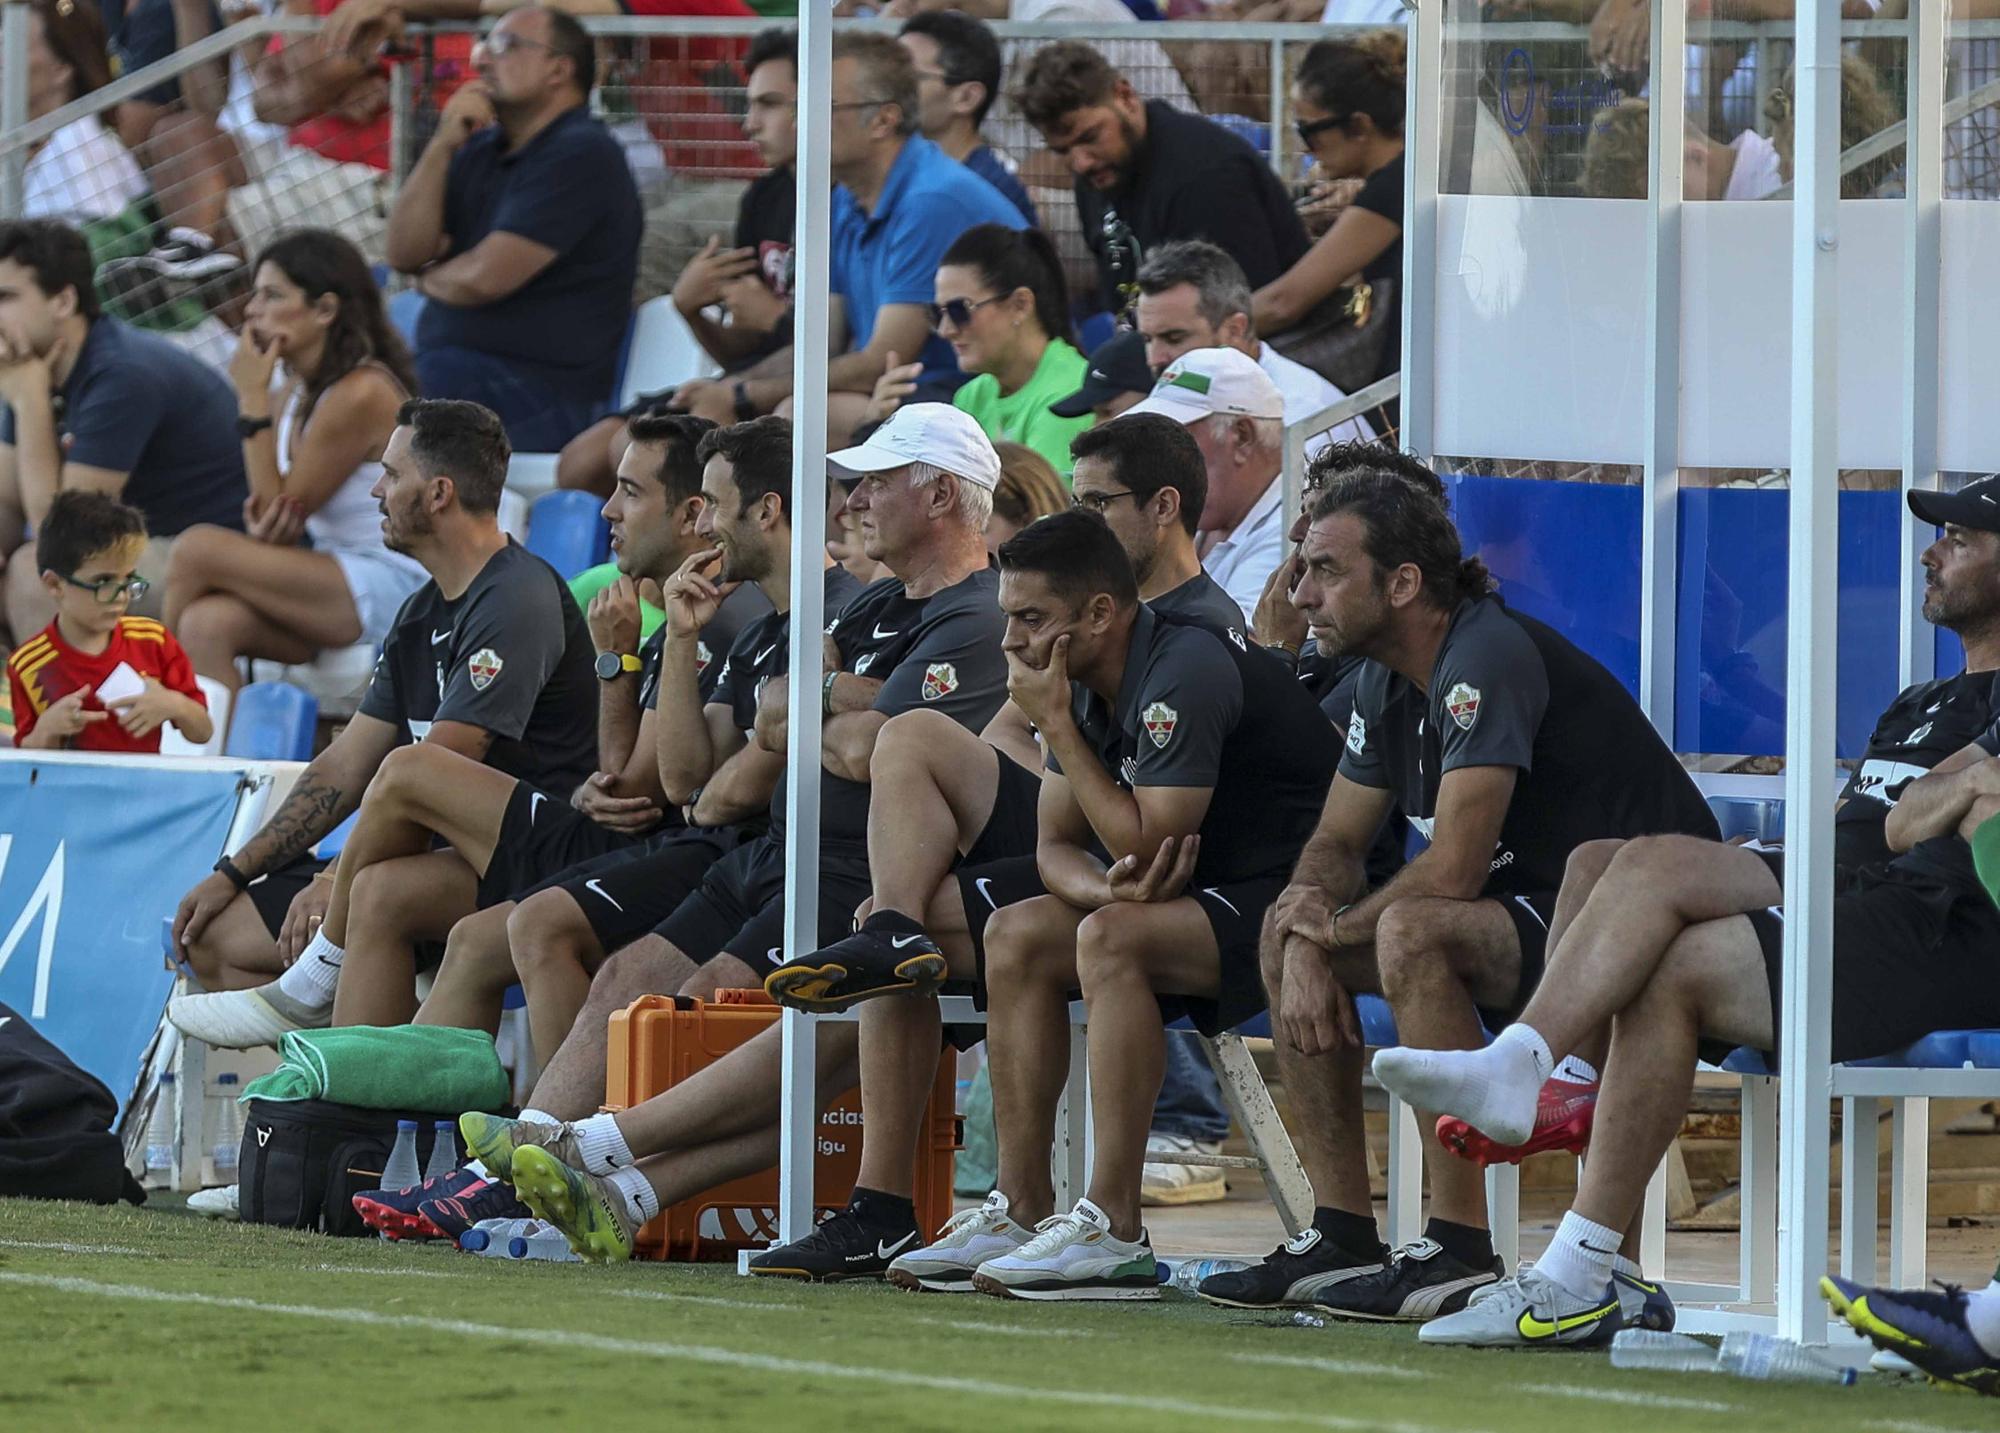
[985,440,1067,556]
[826,475,885,587]
[459,405,1012,1264]
[898,10,1039,226]
[1251,32,1406,409]
[163,398,597,999]
[1582,101,1783,201]
[0,220,246,643]
[1011,41,1310,317]
[1197,464,1713,1323]
[1048,327,1152,428]
[1119,347,1287,618]
[1137,240,1375,454]
[18,0,149,225]
[386,6,642,451]
[167,415,751,1044]
[1389,477,2000,1348]
[7,490,212,753]
[162,229,426,693]
[672,32,1024,444]
[865,225,1092,478]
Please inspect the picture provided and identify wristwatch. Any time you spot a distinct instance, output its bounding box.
[595,651,642,681]
[214,855,251,891]
[236,413,274,438]
[732,380,756,422]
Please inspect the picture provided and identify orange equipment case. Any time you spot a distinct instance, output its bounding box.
[604,991,958,1261]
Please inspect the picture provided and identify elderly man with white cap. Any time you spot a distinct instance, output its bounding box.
[1123,347,1291,618]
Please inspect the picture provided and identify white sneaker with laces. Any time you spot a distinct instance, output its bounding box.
[1140,1133,1227,1206]
[168,986,325,1049]
[888,1191,1033,1293]
[188,1184,239,1219]
[970,1199,1160,1301]
[1417,1266,1621,1348]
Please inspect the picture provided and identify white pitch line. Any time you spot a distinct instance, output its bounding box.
[914,1316,1089,1340]
[608,1288,803,1312]
[1513,1382,1737,1413]
[612,1287,1085,1339]
[2,1271,1467,1433]
[315,1264,468,1280]
[0,1239,144,1255]
[1229,1352,1422,1379]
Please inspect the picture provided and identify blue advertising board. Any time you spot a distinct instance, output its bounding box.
[0,758,245,1114]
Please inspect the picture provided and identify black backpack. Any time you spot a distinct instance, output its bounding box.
[238,1098,470,1237]
[0,1002,144,1205]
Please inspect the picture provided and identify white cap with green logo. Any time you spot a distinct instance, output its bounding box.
[1125,346,1285,426]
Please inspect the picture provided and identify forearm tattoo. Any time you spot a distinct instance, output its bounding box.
[242,771,346,876]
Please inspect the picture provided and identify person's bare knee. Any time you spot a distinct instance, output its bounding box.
[983,900,1076,990]
[1562,838,1627,896]
[594,937,698,1007]
[508,890,597,981]
[1073,906,1160,998]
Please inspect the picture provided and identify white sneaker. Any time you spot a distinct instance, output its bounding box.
[970,1199,1160,1301]
[1870,1347,1922,1377]
[1140,1133,1227,1206]
[167,986,325,1049]
[887,1191,1034,1293]
[188,1184,239,1219]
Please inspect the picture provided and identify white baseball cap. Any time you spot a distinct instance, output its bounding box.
[1126,346,1285,426]
[827,402,1002,490]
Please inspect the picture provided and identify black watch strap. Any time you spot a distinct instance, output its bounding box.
[214,855,251,892]
[236,413,274,438]
[732,380,756,422]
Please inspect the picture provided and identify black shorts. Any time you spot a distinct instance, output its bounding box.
[962,753,1041,867]
[1482,887,1558,1030]
[653,835,873,972]
[1726,864,2000,1067]
[516,825,741,950]
[245,852,330,936]
[475,783,645,910]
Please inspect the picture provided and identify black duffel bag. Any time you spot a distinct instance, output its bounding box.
[239,1098,467,1237]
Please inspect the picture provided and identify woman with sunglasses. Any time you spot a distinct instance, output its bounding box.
[1251,31,1406,406]
[863,223,1094,478]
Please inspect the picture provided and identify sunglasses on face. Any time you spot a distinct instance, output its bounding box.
[926,294,1007,331]
[1295,114,1349,148]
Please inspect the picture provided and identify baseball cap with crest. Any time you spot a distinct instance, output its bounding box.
[1909,475,2000,534]
[1124,346,1285,427]
[827,402,1002,490]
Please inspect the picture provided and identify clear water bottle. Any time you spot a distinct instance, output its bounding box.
[460,1218,543,1255]
[508,1228,582,1263]
[380,1119,421,1193]
[144,1072,177,1183]
[423,1120,458,1183]
[1168,1257,1251,1293]
[210,1073,243,1181]
[1717,1331,1858,1386]
[1610,1329,1719,1372]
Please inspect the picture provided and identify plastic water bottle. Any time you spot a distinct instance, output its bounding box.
[381,1120,421,1193]
[423,1120,458,1183]
[508,1228,583,1263]
[460,1218,542,1255]
[1610,1329,1720,1372]
[1717,1332,1858,1386]
[1168,1257,1251,1293]
[210,1073,243,1181]
[144,1072,177,1183]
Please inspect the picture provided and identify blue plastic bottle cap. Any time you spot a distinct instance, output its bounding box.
[508,1237,529,1258]
[218,1074,239,1086]
[461,1230,490,1252]
[396,1119,418,1131]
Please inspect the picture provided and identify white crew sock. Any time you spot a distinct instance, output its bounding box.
[520,1108,559,1128]
[1537,1210,1623,1302]
[573,1113,636,1175]
[1553,1054,1599,1084]
[272,930,343,1008]
[1965,1282,2000,1358]
[1612,1253,1643,1280]
[465,1160,489,1180]
[1370,1023,1553,1147]
[606,1165,660,1224]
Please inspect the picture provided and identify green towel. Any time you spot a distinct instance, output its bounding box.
[243,1026,509,1113]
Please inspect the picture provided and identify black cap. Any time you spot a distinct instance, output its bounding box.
[1909,475,2000,534]
[1049,329,1154,419]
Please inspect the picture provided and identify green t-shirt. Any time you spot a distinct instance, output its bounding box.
[568,561,665,642]
[951,338,1094,480]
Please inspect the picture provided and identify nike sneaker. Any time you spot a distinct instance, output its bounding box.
[1436,1077,1598,1167]
[1822,1274,2000,1395]
[746,1205,920,1282]
[1309,1238,1502,1322]
[1613,1268,1676,1332]
[1193,1226,1389,1310]
[1417,1266,1622,1348]
[417,1174,530,1242]
[508,1145,637,1264]
[970,1199,1160,1301]
[1141,1133,1227,1206]
[352,1166,486,1240]
[459,1111,582,1184]
[188,1184,239,1219]
[167,984,327,1049]
[887,1191,1032,1293]
[764,921,947,1014]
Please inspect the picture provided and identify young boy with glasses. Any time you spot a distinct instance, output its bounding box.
[8,490,211,753]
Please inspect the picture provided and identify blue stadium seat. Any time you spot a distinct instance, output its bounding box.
[1356,995,1399,1048]
[1076,310,1118,356]
[225,682,317,761]
[314,811,358,860]
[387,288,426,348]
[525,489,610,579]
[1969,1032,2000,1068]
[1209,113,1271,156]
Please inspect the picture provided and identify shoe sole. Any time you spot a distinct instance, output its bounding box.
[459,1113,521,1182]
[745,1265,886,1283]
[887,1267,974,1294]
[352,1199,445,1242]
[1191,1291,1314,1310]
[971,1272,1160,1302]
[1438,1110,1594,1167]
[764,956,948,1013]
[509,1148,631,1264]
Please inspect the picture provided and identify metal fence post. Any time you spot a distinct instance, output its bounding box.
[1,0,31,218]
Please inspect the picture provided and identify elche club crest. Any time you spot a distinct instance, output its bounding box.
[922,662,959,701]
[1445,681,1481,731]
[468,648,504,691]
[1142,700,1178,749]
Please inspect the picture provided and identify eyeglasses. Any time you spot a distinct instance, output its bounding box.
[61,572,150,605]
[830,98,889,116]
[926,294,1008,331]
[1070,488,1138,513]
[1295,114,1348,148]
[479,30,556,58]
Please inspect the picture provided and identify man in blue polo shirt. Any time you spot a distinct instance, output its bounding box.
[386,6,641,452]
[0,220,244,643]
[673,30,1022,445]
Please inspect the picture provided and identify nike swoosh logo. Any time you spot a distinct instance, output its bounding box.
[766,947,783,966]
[888,934,925,949]
[530,792,546,823]
[584,879,624,912]
[974,878,1000,912]
[876,1233,915,1259]
[431,629,451,645]
[755,645,777,665]
[1516,1303,1616,1339]
[0,1015,11,1030]
[1200,887,1240,917]
[872,624,900,639]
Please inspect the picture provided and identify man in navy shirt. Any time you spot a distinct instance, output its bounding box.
[898,12,1040,228]
[0,220,244,643]
[386,6,641,452]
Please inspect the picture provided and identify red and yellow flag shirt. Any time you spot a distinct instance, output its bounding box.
[7,616,206,754]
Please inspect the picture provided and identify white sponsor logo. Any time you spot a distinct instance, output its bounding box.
[406,719,433,740]
[973,878,1000,911]
[754,645,777,666]
[529,792,546,823]
[1199,887,1240,917]
[430,629,452,645]
[0,1015,10,1031]
[1345,710,1367,756]
[888,934,925,949]
[584,879,623,912]
[872,624,900,640]
[1850,758,1930,807]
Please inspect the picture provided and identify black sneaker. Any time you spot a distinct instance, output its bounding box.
[1309,1238,1504,1322]
[1195,1227,1389,1309]
[764,922,947,1014]
[746,1206,921,1282]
